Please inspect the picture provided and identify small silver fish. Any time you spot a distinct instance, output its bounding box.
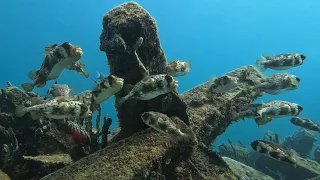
[115,74,178,108]
[251,140,297,167]
[253,73,300,95]
[15,96,92,120]
[256,53,306,72]
[166,60,191,77]
[257,100,303,119]
[290,117,320,132]
[22,42,83,92]
[92,75,124,105]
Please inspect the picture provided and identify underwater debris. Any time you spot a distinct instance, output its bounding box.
[218,141,253,166]
[21,42,84,92]
[314,146,320,164]
[281,128,317,158]
[222,156,274,180]
[263,130,280,144]
[101,114,112,148]
[0,170,10,180]
[309,175,320,180]
[0,126,20,169]
[256,52,306,72]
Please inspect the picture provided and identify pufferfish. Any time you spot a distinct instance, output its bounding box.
[257,100,303,119]
[290,117,320,133]
[22,42,84,92]
[15,96,92,120]
[251,140,297,167]
[115,74,178,108]
[252,73,300,95]
[141,111,198,145]
[256,52,306,72]
[91,74,124,105]
[166,60,191,77]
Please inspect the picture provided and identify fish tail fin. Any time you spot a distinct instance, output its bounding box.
[115,96,128,109]
[15,105,29,117]
[261,54,271,60]
[257,109,263,118]
[95,72,102,79]
[36,81,46,88]
[28,70,39,80]
[82,71,90,78]
[254,118,261,127]
[256,60,263,67]
[209,76,217,83]
[186,59,192,69]
[260,66,267,72]
[256,60,267,72]
[21,83,35,92]
[44,88,51,99]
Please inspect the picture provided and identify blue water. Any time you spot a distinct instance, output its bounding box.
[1,0,319,150]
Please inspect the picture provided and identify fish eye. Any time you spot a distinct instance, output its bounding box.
[295,77,300,82]
[80,104,88,112]
[165,75,173,83]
